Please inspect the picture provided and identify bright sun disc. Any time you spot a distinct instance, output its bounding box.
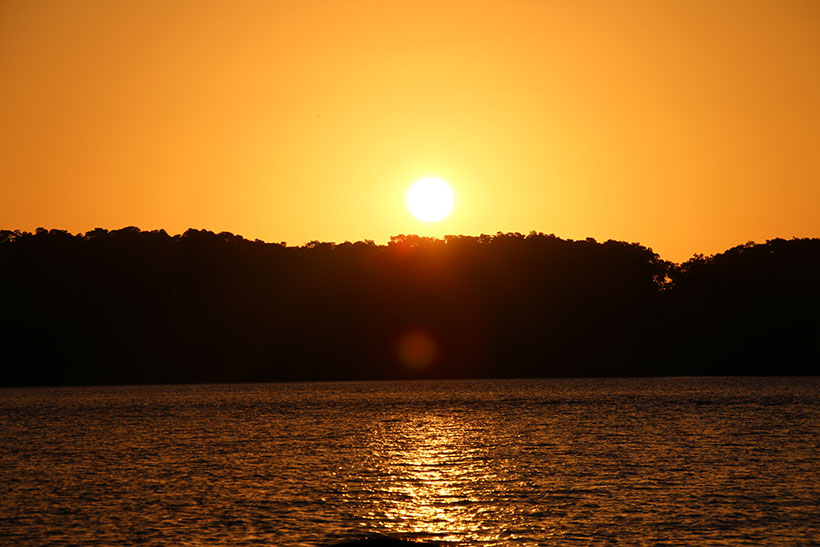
[407,177,455,222]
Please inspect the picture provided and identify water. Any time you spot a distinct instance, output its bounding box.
[1,377,819,546]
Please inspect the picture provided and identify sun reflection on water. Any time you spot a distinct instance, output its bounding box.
[358,413,512,544]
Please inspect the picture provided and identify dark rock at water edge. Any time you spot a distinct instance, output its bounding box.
[329,536,441,547]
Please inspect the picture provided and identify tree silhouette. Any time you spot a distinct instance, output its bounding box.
[0,228,817,385]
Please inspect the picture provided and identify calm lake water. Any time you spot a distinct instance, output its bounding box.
[1,377,819,546]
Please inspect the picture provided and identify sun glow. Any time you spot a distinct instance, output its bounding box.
[407,177,455,222]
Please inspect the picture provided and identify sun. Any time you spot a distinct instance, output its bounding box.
[407,177,455,222]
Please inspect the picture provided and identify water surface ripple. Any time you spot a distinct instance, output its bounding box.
[2,377,819,546]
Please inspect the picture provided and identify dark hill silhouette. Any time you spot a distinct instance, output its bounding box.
[0,228,817,386]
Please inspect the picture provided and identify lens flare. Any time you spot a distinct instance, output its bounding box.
[396,330,437,369]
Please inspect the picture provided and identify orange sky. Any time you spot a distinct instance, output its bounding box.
[2,0,818,262]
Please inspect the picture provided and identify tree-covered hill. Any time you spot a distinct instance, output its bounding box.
[1,228,817,385]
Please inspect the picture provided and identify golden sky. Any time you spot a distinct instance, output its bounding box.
[2,0,818,261]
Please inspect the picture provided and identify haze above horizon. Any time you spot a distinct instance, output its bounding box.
[2,0,818,262]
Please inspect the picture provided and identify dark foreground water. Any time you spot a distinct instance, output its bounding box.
[2,377,819,546]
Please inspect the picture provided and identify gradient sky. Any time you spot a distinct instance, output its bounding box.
[2,0,818,261]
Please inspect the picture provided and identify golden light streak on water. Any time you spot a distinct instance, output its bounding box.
[359,413,521,544]
[3,379,820,546]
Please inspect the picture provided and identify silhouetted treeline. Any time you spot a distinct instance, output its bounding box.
[1,227,817,385]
